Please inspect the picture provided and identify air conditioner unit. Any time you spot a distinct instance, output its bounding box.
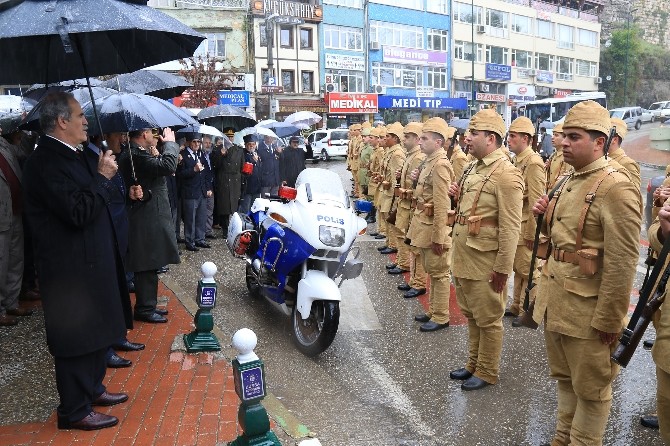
[369,40,380,51]
[477,25,486,34]
[325,82,339,93]
[372,84,387,94]
[527,69,537,76]
[479,84,490,93]
[595,76,602,84]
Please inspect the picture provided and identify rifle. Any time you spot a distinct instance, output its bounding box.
[612,237,670,367]
[447,130,459,157]
[503,131,509,149]
[603,126,617,159]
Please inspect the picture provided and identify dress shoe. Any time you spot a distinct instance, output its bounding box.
[641,414,659,429]
[7,307,33,316]
[177,236,186,243]
[156,266,169,274]
[643,339,655,350]
[388,267,409,275]
[185,244,199,252]
[461,375,490,391]
[368,231,379,237]
[213,224,222,230]
[58,411,118,431]
[414,314,430,323]
[205,233,217,239]
[376,245,389,252]
[93,391,128,407]
[112,340,145,351]
[380,248,398,254]
[195,241,212,248]
[449,368,473,380]
[398,283,411,291]
[419,320,449,332]
[404,288,427,298]
[107,352,132,368]
[134,312,167,323]
[504,309,518,317]
[511,317,524,328]
[385,263,397,270]
[374,234,386,240]
[20,289,41,301]
[0,314,18,326]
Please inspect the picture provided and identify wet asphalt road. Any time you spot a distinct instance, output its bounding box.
[183,158,665,446]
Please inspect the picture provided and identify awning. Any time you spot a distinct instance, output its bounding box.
[278,99,328,114]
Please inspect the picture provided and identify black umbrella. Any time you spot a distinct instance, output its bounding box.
[197,105,256,132]
[23,78,104,101]
[100,69,192,100]
[450,118,470,132]
[0,112,24,134]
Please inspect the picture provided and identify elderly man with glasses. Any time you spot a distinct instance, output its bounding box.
[279,136,306,188]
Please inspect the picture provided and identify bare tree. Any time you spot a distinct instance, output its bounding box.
[178,54,237,108]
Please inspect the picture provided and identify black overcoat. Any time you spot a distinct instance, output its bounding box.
[211,144,244,215]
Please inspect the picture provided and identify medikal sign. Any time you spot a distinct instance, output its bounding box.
[328,93,378,114]
[217,90,250,106]
[485,63,512,81]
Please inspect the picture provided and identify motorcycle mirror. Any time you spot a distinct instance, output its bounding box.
[278,185,298,201]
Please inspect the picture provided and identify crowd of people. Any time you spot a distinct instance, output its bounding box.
[347,101,670,445]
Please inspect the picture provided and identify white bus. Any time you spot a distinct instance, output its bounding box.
[522,92,607,124]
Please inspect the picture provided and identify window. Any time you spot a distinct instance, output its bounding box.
[536,19,553,39]
[535,53,555,72]
[454,41,483,62]
[427,67,448,89]
[261,69,271,86]
[280,26,293,48]
[324,25,363,51]
[427,29,449,51]
[576,59,597,77]
[259,24,267,47]
[486,9,508,29]
[300,28,313,49]
[370,21,423,49]
[511,15,532,35]
[373,0,422,9]
[512,49,533,68]
[556,56,573,79]
[453,2,483,25]
[371,62,423,88]
[325,70,365,93]
[427,0,448,14]
[282,70,295,92]
[557,25,574,49]
[323,0,362,7]
[301,71,314,93]
[486,45,509,65]
[578,29,598,47]
[194,32,226,58]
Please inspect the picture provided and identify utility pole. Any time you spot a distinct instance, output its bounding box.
[470,0,475,117]
[266,16,276,119]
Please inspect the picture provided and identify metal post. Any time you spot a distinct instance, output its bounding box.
[266,17,275,120]
[623,14,630,107]
[470,0,475,117]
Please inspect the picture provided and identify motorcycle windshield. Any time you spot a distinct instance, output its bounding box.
[295,168,348,207]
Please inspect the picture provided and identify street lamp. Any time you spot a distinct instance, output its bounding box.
[265,13,280,119]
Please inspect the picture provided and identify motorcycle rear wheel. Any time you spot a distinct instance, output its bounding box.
[292,301,340,357]
[245,263,261,299]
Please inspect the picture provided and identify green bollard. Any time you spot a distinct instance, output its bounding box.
[184,262,221,352]
[229,328,281,446]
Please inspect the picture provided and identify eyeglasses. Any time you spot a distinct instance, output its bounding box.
[150,128,160,137]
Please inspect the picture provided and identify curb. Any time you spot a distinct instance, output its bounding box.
[160,275,314,443]
[639,161,667,170]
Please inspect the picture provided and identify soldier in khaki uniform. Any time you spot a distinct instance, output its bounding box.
[407,118,454,331]
[502,117,546,322]
[369,126,387,238]
[358,127,374,200]
[448,109,524,391]
[546,123,571,190]
[348,124,363,196]
[608,117,641,191]
[394,122,428,296]
[378,123,406,255]
[346,125,354,171]
[531,101,641,446]
[445,126,469,183]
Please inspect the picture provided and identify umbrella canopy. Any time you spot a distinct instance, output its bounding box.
[100,69,192,100]
[176,123,232,148]
[0,112,24,134]
[449,118,470,132]
[197,104,256,132]
[81,92,197,134]
[284,111,322,129]
[256,120,300,138]
[233,126,279,146]
[0,0,204,85]
[23,78,103,101]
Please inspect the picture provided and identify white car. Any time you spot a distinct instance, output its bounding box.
[609,107,644,130]
[306,129,349,161]
[641,108,654,123]
[649,101,670,121]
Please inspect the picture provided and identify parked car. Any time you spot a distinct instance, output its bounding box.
[609,107,643,130]
[646,174,666,230]
[649,101,670,122]
[279,136,319,164]
[641,108,654,123]
[306,129,349,161]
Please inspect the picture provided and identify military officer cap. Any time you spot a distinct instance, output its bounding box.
[422,117,450,141]
[610,117,628,140]
[508,116,535,136]
[386,122,405,139]
[362,127,372,136]
[350,123,362,131]
[184,132,202,142]
[469,108,506,138]
[563,100,612,136]
[362,121,372,129]
[553,122,564,134]
[404,121,423,136]
[243,134,257,143]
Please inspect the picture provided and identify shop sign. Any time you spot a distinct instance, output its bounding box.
[217,91,250,106]
[476,93,506,102]
[415,86,434,98]
[382,46,448,66]
[485,63,511,81]
[507,83,535,102]
[325,54,365,71]
[328,93,378,114]
[536,70,554,84]
[553,89,573,98]
[252,0,323,22]
[378,96,467,110]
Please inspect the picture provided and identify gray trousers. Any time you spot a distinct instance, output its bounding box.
[205,195,215,236]
[0,214,23,316]
[183,196,207,246]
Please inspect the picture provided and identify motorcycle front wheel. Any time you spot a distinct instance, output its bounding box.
[292,301,340,357]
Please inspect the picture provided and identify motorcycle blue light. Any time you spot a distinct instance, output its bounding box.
[319,225,345,247]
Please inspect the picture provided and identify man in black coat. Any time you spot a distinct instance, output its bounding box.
[22,92,130,430]
[176,133,211,251]
[257,134,281,196]
[279,136,306,187]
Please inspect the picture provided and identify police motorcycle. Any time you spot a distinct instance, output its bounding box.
[226,168,367,356]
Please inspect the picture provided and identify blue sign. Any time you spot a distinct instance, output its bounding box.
[240,366,265,401]
[536,70,554,84]
[485,63,512,81]
[378,96,467,110]
[200,286,216,308]
[217,90,250,106]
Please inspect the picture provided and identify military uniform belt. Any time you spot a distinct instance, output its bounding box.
[552,247,578,264]
[454,215,497,227]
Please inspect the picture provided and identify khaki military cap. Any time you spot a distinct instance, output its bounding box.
[422,117,450,140]
[610,117,628,140]
[386,122,405,138]
[404,121,423,136]
[469,109,506,138]
[445,126,457,139]
[350,123,362,131]
[377,126,388,138]
[509,116,535,136]
[370,127,382,137]
[553,122,563,134]
[563,100,611,135]
[361,121,372,129]
[361,127,372,136]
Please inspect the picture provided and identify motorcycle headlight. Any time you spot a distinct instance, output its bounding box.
[319,225,345,247]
